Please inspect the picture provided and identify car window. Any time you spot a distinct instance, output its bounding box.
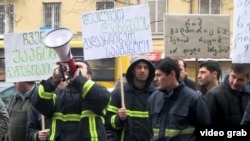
[0,86,17,107]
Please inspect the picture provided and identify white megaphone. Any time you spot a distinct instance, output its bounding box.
[44,28,77,77]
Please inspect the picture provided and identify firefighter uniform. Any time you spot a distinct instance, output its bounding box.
[148,83,211,141]
[32,75,110,141]
[105,56,156,141]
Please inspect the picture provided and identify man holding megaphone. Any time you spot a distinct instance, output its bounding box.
[31,28,111,141]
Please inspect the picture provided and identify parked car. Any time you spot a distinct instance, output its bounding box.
[0,82,17,108]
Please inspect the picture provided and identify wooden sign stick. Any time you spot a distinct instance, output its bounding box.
[119,57,125,108]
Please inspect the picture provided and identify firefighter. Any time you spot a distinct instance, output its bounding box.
[32,59,110,141]
[148,57,211,141]
[105,56,156,141]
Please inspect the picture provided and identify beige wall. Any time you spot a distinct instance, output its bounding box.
[168,0,191,13]
[2,0,233,78]
[5,0,233,46]
[9,0,145,34]
[13,0,96,34]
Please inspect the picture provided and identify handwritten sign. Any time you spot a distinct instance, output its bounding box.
[232,0,250,63]
[4,31,59,82]
[164,14,230,58]
[81,4,152,60]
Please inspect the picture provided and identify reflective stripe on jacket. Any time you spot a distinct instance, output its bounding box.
[33,75,110,141]
[148,84,211,141]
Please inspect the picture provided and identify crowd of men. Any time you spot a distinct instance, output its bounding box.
[0,56,250,141]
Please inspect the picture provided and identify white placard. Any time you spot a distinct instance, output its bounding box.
[4,30,59,82]
[232,0,250,63]
[81,4,153,60]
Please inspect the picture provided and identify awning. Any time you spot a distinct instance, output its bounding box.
[132,52,163,62]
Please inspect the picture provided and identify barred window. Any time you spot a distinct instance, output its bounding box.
[96,0,114,10]
[0,4,14,35]
[43,3,60,29]
[200,0,221,14]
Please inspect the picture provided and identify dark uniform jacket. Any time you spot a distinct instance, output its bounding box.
[205,75,250,126]
[32,75,110,141]
[148,83,211,141]
[26,105,51,141]
[105,57,156,141]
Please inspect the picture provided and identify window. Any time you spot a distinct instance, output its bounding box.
[96,0,114,10]
[147,0,166,34]
[71,48,115,81]
[43,3,60,29]
[0,4,14,35]
[199,0,221,14]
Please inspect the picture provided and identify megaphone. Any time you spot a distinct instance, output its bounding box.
[44,28,77,78]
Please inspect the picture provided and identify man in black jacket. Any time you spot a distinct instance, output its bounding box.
[177,59,196,90]
[26,81,68,141]
[148,57,211,141]
[197,60,222,95]
[105,56,156,141]
[32,59,110,141]
[205,63,250,126]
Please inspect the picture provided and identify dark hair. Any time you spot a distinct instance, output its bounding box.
[74,59,92,76]
[199,60,222,80]
[155,57,180,80]
[24,81,36,84]
[231,63,250,77]
[175,59,187,68]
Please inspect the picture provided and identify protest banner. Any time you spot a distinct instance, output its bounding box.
[232,0,250,63]
[81,4,153,107]
[164,14,230,58]
[81,4,153,60]
[4,30,59,82]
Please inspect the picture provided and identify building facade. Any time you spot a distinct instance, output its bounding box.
[0,0,233,84]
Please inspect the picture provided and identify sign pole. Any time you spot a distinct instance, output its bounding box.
[41,114,45,130]
[119,57,125,108]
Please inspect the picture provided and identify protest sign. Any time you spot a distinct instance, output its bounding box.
[164,14,230,58]
[81,4,152,60]
[232,0,250,63]
[4,30,59,82]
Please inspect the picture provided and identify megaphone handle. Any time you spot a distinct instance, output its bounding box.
[68,58,77,76]
[59,63,66,81]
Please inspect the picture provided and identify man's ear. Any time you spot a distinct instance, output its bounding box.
[87,74,92,80]
[184,67,188,73]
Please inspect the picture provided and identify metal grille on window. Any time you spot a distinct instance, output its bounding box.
[96,1,114,10]
[44,3,60,29]
[0,4,14,34]
[200,0,221,14]
[0,5,4,34]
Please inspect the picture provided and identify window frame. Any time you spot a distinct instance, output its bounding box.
[199,0,221,14]
[96,0,114,10]
[43,2,61,29]
[0,3,14,35]
[147,0,166,36]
